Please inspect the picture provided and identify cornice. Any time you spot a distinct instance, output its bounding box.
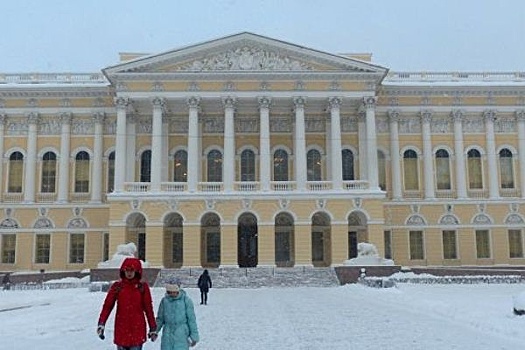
[379,85,525,96]
[0,87,112,99]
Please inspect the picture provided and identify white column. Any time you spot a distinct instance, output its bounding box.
[388,110,402,199]
[162,114,169,182]
[222,97,236,192]
[187,97,200,192]
[484,110,499,199]
[24,112,39,202]
[516,110,525,198]
[0,114,6,200]
[258,97,271,191]
[114,97,129,192]
[452,110,467,198]
[150,97,165,192]
[363,97,379,190]
[57,113,72,202]
[294,97,307,190]
[328,97,343,190]
[358,112,367,179]
[90,112,104,202]
[126,114,136,182]
[420,110,435,199]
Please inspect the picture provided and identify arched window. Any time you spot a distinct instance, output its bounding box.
[140,150,151,182]
[307,149,322,181]
[240,149,255,181]
[273,149,288,181]
[403,149,419,190]
[8,151,24,193]
[41,151,57,193]
[173,150,188,182]
[107,152,115,193]
[377,150,386,191]
[74,151,90,193]
[467,149,483,189]
[435,149,451,190]
[499,148,514,189]
[342,149,355,181]
[207,150,222,182]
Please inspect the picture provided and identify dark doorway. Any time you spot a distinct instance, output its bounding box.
[348,231,358,259]
[238,213,258,267]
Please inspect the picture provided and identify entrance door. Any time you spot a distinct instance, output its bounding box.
[238,213,258,267]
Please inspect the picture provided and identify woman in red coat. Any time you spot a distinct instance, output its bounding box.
[97,257,157,350]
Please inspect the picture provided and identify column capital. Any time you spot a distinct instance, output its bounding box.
[258,96,272,110]
[26,112,40,125]
[60,112,72,125]
[186,96,201,109]
[92,112,105,124]
[327,97,342,110]
[387,109,400,122]
[222,96,237,110]
[450,109,465,122]
[293,96,306,110]
[114,97,131,110]
[419,109,433,123]
[151,97,167,112]
[516,109,525,122]
[362,96,377,110]
[483,109,497,122]
[0,113,6,125]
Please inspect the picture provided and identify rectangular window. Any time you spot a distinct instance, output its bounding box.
[35,234,51,264]
[384,230,392,260]
[1,234,16,264]
[509,229,523,258]
[69,233,85,264]
[103,232,109,262]
[409,230,424,260]
[476,230,491,259]
[8,160,23,193]
[442,230,458,259]
[75,160,90,193]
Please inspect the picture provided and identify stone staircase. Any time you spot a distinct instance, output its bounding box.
[155,266,341,288]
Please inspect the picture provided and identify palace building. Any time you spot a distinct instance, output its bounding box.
[1,32,525,272]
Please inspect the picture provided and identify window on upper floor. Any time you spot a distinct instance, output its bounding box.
[41,151,57,193]
[8,151,24,193]
[307,149,322,181]
[240,149,255,181]
[107,152,115,193]
[403,150,419,191]
[467,149,483,189]
[140,150,151,183]
[435,149,451,190]
[207,150,222,182]
[74,151,90,193]
[499,148,514,189]
[342,149,355,181]
[173,150,188,182]
[273,149,288,182]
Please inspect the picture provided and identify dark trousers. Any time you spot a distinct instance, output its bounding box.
[200,291,208,304]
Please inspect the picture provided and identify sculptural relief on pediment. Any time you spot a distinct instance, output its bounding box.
[176,46,314,71]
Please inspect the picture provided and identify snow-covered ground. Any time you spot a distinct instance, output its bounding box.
[2,282,525,349]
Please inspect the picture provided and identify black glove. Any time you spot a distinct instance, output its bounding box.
[97,325,105,340]
[148,331,158,342]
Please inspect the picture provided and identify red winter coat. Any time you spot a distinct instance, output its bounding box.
[98,257,157,347]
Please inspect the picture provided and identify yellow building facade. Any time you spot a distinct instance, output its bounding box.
[1,32,525,272]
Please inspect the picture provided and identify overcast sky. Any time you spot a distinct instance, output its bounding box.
[2,0,524,73]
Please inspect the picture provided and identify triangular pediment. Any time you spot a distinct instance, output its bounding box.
[103,32,387,77]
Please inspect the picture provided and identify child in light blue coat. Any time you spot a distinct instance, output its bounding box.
[150,282,200,350]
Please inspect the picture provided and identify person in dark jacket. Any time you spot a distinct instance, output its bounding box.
[197,269,212,305]
[97,257,157,350]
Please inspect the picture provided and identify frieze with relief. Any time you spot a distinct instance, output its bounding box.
[375,116,389,133]
[105,119,117,134]
[270,117,292,133]
[177,46,314,71]
[305,117,325,132]
[463,117,484,133]
[137,117,152,134]
[170,117,189,133]
[341,116,358,132]
[399,118,421,134]
[38,118,61,135]
[6,120,28,135]
[430,117,451,134]
[202,116,224,133]
[236,117,259,133]
[72,119,94,135]
[495,118,516,133]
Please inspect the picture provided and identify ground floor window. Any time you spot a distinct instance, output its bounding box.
[35,234,51,264]
[69,233,85,264]
[508,229,524,258]
[384,230,392,260]
[409,230,424,260]
[442,230,457,260]
[475,230,491,259]
[1,234,16,264]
